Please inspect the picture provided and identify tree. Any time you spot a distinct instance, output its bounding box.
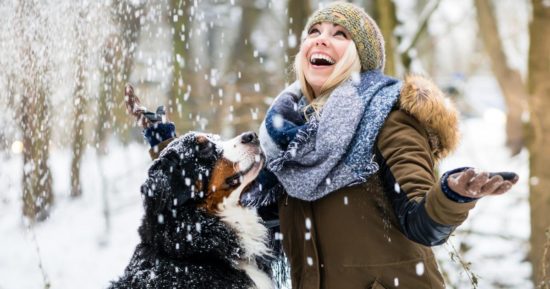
[474,0,527,156]
[16,0,54,221]
[474,0,550,285]
[399,0,441,74]
[372,0,398,76]
[92,0,143,235]
[286,0,311,70]
[95,0,144,152]
[527,0,550,286]
[224,0,265,134]
[70,6,90,198]
[169,0,195,131]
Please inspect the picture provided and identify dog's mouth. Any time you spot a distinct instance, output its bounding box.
[224,149,264,189]
[218,132,265,188]
[239,150,265,180]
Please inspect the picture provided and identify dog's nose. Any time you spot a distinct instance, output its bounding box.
[241,131,259,144]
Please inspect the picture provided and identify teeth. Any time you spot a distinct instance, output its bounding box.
[310,53,335,64]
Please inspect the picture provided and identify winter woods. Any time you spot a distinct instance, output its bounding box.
[0,0,548,288]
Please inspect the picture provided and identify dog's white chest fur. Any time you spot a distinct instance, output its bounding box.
[217,185,274,289]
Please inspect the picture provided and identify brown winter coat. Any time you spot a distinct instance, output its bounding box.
[276,75,476,289]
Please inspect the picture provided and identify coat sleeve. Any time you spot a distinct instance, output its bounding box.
[375,109,477,246]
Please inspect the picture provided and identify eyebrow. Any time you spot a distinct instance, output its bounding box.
[312,23,342,28]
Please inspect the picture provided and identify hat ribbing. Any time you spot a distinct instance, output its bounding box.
[304,2,385,72]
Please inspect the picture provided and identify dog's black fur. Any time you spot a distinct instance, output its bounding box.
[108,133,254,289]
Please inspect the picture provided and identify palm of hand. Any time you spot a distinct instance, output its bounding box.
[447,169,519,198]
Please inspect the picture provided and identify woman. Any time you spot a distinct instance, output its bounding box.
[255,2,517,289]
[128,2,518,288]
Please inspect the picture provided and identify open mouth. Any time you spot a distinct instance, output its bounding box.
[240,152,265,178]
[224,152,265,190]
[310,53,335,66]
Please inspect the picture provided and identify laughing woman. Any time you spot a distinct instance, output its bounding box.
[254,2,518,289]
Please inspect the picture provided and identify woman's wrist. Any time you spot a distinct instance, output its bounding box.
[143,122,176,148]
[441,167,478,203]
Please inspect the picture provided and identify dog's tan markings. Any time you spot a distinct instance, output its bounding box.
[201,158,239,213]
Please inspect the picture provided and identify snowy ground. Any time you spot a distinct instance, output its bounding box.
[0,78,531,289]
[0,142,150,289]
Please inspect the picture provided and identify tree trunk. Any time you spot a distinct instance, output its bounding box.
[21,86,54,222]
[226,1,265,134]
[17,0,54,222]
[286,0,311,70]
[527,0,550,286]
[70,8,89,198]
[169,0,195,131]
[373,0,397,76]
[95,0,143,151]
[399,0,440,74]
[96,35,116,154]
[474,0,527,156]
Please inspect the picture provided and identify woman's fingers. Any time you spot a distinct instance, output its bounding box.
[125,83,153,128]
[449,169,475,190]
[466,172,489,196]
[124,84,138,115]
[125,84,147,116]
[448,169,476,197]
[447,169,518,198]
[480,175,504,195]
[491,181,514,195]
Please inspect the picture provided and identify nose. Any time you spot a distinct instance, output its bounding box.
[315,33,328,47]
[241,131,259,144]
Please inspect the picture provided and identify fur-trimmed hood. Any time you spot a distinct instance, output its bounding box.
[399,75,460,161]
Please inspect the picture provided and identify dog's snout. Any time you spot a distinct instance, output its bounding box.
[241,132,259,144]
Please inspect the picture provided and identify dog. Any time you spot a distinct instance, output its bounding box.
[108,131,273,289]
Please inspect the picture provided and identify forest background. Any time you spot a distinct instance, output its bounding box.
[0,0,549,288]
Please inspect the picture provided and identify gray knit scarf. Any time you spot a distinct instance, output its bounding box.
[259,70,402,201]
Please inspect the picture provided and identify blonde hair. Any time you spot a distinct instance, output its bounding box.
[295,41,361,118]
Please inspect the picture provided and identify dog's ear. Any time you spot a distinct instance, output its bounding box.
[141,159,173,214]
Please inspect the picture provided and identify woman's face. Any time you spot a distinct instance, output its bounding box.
[300,22,353,97]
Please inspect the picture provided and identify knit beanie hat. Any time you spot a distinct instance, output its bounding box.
[304,1,385,72]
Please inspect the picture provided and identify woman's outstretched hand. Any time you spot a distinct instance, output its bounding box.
[447,169,519,198]
[124,84,151,129]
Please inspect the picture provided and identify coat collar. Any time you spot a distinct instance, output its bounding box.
[399,75,460,161]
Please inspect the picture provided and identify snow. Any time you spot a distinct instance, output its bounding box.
[416,262,425,276]
[0,75,533,289]
[0,142,149,289]
[0,0,533,288]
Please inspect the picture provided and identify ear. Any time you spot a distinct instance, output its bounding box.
[141,160,172,214]
[142,157,196,213]
[169,161,195,206]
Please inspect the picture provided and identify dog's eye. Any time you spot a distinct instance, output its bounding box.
[225,174,242,188]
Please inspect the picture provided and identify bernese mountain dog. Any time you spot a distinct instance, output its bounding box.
[108,131,273,289]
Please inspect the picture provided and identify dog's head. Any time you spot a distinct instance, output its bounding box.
[141,131,264,214]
